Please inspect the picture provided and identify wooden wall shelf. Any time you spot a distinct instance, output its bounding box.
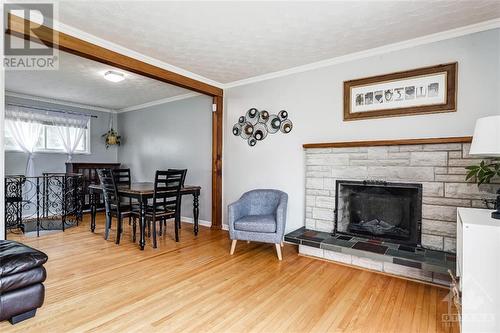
[303,136,473,149]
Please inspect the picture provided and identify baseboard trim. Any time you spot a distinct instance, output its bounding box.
[180,216,229,231]
[181,216,211,227]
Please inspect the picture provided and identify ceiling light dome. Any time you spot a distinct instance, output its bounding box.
[104,70,125,82]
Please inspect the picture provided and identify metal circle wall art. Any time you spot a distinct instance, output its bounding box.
[232,108,293,147]
[278,110,288,120]
[267,114,281,134]
[246,108,260,125]
[232,124,242,136]
[280,119,293,133]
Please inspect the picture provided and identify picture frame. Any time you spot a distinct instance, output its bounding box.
[343,62,457,121]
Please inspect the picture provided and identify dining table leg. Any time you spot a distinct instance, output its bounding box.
[193,192,199,236]
[90,191,96,232]
[139,197,147,250]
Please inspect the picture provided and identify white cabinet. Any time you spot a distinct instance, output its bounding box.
[456,208,500,333]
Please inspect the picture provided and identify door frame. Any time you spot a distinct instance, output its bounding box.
[6,14,224,228]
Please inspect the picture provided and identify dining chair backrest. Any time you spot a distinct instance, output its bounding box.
[113,168,131,187]
[152,170,184,215]
[167,169,187,187]
[97,168,119,210]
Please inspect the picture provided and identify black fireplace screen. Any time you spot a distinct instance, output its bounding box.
[5,173,84,237]
[335,180,422,246]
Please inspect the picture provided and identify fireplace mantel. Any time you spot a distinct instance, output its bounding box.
[303,136,472,149]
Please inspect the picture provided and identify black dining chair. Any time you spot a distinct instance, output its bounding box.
[97,168,134,244]
[113,168,135,224]
[133,170,184,248]
[165,169,187,231]
[113,168,131,188]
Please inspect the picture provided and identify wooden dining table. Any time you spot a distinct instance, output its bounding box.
[88,182,201,250]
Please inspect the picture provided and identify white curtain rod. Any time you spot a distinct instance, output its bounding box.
[6,103,98,118]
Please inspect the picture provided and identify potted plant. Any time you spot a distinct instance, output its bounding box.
[465,160,500,185]
[466,159,500,219]
[102,115,121,149]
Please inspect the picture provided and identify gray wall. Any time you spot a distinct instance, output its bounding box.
[4,96,119,176]
[117,95,213,222]
[224,29,500,232]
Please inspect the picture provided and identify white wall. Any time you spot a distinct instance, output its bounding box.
[224,29,500,233]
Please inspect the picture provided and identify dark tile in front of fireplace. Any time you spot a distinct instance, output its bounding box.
[398,245,416,253]
[381,242,400,250]
[422,261,454,275]
[284,236,300,244]
[446,254,456,262]
[301,240,321,248]
[320,243,343,253]
[322,237,355,249]
[286,227,306,238]
[284,227,456,275]
[352,242,388,254]
[297,230,331,241]
[297,235,325,243]
[394,257,422,269]
[386,248,426,262]
[425,249,446,261]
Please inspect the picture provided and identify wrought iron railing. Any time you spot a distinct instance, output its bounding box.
[5,173,84,237]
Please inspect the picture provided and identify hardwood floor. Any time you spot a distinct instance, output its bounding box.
[2,214,459,332]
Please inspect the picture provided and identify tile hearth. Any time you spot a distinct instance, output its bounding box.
[285,227,455,286]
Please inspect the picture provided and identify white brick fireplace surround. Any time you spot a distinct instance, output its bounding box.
[304,137,500,253]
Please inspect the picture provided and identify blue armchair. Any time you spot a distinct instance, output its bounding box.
[228,189,288,260]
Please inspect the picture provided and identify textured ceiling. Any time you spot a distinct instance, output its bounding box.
[55,0,500,83]
[5,44,191,110]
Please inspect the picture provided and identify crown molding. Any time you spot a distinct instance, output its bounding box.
[223,18,500,89]
[118,92,201,113]
[5,91,117,113]
[53,20,224,89]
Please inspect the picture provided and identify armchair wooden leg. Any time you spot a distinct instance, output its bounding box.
[230,240,237,255]
[275,243,283,260]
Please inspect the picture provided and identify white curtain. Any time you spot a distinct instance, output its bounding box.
[53,113,90,162]
[5,106,44,177]
[5,105,91,175]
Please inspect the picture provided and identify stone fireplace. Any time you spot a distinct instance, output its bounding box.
[286,137,500,285]
[304,139,499,252]
[335,180,422,246]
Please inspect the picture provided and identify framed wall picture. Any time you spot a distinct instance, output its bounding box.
[343,62,457,121]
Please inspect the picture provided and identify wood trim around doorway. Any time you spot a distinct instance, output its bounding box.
[6,14,224,228]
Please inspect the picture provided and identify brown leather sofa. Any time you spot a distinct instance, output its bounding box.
[0,240,48,324]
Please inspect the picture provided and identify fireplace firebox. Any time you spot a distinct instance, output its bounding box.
[334,180,422,246]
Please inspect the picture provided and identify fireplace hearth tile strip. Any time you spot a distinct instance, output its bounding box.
[285,227,455,286]
[352,242,388,254]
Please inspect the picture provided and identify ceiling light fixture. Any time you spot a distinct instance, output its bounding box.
[104,70,125,82]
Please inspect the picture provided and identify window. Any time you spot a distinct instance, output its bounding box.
[5,122,90,154]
